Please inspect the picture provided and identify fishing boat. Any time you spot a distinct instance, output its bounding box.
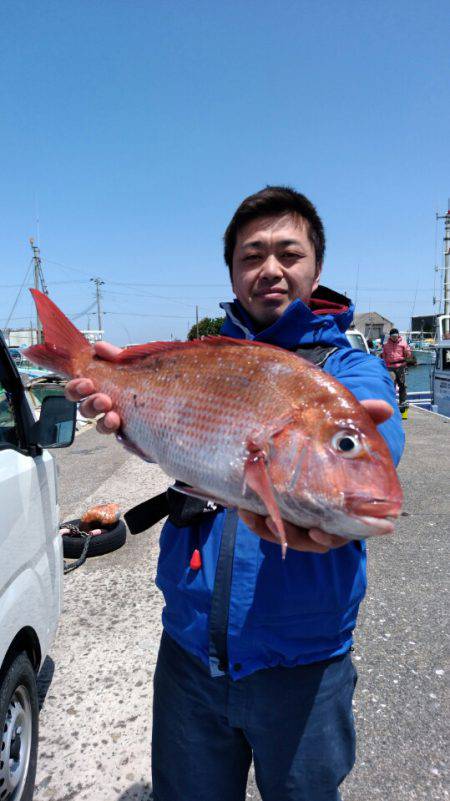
[407,337,436,366]
[431,314,450,416]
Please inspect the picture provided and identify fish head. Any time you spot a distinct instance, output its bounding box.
[271,403,403,525]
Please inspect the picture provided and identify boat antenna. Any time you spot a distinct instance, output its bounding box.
[436,200,450,336]
[354,264,360,312]
[35,193,40,247]
[410,279,419,323]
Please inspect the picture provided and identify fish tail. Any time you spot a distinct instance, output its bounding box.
[24,289,93,378]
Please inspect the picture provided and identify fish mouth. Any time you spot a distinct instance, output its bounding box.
[346,497,402,519]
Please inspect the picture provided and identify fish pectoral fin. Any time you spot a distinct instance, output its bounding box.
[249,410,297,448]
[244,441,287,558]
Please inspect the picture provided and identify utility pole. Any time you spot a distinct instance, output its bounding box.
[90,277,105,334]
[436,202,450,336]
[195,305,199,339]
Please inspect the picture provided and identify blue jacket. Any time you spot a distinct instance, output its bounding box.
[155,289,404,680]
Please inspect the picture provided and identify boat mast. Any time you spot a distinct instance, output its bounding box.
[29,237,48,343]
[436,201,450,336]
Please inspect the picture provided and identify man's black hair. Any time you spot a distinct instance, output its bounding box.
[390,328,399,335]
[223,185,325,277]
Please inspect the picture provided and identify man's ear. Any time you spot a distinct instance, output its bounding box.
[230,275,235,293]
[312,262,322,293]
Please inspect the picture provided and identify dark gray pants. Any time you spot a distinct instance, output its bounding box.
[389,365,408,410]
[152,632,357,801]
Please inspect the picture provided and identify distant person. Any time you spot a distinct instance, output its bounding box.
[367,338,377,355]
[66,187,404,801]
[382,328,412,412]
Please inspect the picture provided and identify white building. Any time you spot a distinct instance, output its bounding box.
[2,327,103,347]
[2,328,37,348]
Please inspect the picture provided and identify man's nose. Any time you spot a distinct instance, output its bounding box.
[259,255,284,279]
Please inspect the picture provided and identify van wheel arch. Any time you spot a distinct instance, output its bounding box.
[0,627,41,679]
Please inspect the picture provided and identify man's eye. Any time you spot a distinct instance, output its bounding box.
[243,254,260,261]
[282,252,299,259]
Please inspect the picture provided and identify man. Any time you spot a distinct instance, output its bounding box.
[382,327,412,412]
[66,187,404,801]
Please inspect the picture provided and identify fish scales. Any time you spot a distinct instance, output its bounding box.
[94,346,299,500]
[24,290,403,546]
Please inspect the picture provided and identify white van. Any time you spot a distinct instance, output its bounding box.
[0,332,76,801]
[346,328,370,353]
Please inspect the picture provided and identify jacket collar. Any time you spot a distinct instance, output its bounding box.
[220,285,354,350]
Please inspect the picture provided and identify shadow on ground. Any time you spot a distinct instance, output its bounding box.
[116,783,154,801]
[37,656,55,710]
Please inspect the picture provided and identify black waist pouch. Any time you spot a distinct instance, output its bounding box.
[125,482,222,534]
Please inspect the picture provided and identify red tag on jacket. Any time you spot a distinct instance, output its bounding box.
[189,549,202,570]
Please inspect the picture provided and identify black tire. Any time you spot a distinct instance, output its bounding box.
[0,652,39,801]
[62,518,127,559]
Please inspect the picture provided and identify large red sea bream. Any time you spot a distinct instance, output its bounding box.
[25,290,403,553]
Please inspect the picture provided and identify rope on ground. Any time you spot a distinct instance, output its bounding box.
[61,523,93,574]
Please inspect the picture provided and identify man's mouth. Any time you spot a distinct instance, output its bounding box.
[255,288,288,300]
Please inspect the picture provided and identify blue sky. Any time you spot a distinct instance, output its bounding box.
[1,0,449,343]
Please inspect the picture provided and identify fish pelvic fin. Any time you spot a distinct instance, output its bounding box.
[24,289,93,378]
[244,440,287,559]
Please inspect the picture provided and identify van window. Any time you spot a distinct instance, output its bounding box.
[0,379,19,446]
[346,332,368,352]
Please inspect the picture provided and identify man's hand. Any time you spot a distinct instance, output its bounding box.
[239,399,396,554]
[65,342,122,434]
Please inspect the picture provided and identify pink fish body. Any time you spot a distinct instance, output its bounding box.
[25,290,403,552]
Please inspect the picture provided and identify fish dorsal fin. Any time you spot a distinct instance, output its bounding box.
[113,341,187,362]
[113,335,279,364]
[203,335,280,351]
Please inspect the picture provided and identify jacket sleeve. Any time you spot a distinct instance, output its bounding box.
[325,349,405,466]
[403,341,412,360]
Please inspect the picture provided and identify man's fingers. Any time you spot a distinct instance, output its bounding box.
[266,517,330,553]
[96,411,121,434]
[238,510,330,554]
[360,399,393,425]
[79,393,113,419]
[308,529,350,548]
[238,510,272,540]
[65,378,95,402]
[64,342,120,400]
[94,341,122,360]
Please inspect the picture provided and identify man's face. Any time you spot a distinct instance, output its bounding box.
[390,334,399,343]
[231,213,321,329]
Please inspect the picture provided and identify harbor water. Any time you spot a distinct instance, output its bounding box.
[406,362,434,394]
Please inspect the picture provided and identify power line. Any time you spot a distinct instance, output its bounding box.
[104,311,191,319]
[42,258,93,277]
[70,300,98,321]
[107,280,229,288]
[3,259,33,330]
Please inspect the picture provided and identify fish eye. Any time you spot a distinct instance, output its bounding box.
[331,431,362,458]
